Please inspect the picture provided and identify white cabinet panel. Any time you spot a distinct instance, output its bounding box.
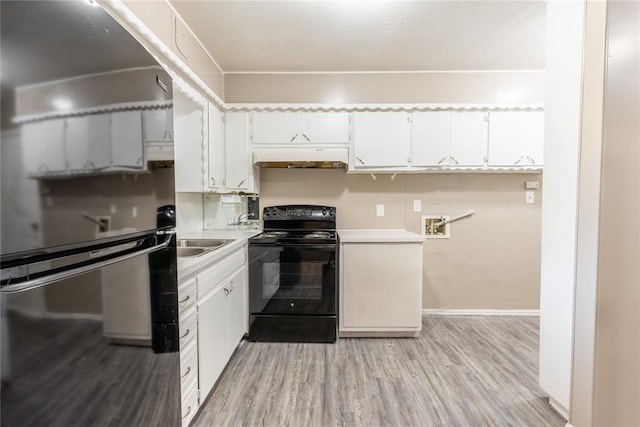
[110,111,144,168]
[411,112,450,166]
[300,112,350,144]
[353,112,411,167]
[227,268,247,351]
[207,102,224,190]
[174,87,207,192]
[251,112,300,144]
[65,115,111,171]
[449,112,488,167]
[488,111,544,166]
[142,109,173,142]
[197,284,229,399]
[21,120,66,174]
[225,112,250,191]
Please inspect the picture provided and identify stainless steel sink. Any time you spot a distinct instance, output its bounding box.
[178,239,233,249]
[176,247,210,258]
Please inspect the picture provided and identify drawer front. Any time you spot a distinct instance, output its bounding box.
[180,340,198,396]
[181,382,198,427]
[178,278,197,318]
[179,309,197,350]
[197,246,246,297]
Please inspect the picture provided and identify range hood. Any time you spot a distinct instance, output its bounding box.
[253,147,348,169]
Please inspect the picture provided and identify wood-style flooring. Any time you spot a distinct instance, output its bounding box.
[193,315,564,427]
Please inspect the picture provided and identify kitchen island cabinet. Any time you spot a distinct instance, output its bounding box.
[338,230,424,337]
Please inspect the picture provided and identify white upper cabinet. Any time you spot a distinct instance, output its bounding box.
[110,111,144,168]
[22,120,66,175]
[488,111,544,166]
[207,102,224,191]
[449,112,488,167]
[174,86,208,192]
[252,112,350,145]
[411,112,451,166]
[299,113,350,144]
[142,109,174,142]
[352,112,411,167]
[65,115,111,171]
[251,112,300,144]
[224,112,251,192]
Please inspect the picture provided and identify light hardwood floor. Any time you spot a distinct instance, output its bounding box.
[193,315,564,427]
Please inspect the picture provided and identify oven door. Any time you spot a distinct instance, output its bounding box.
[249,244,336,315]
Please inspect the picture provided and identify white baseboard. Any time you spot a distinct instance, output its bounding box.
[423,309,540,316]
[548,396,569,420]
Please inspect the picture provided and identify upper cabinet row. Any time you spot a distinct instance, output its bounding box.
[251,112,350,145]
[351,111,544,170]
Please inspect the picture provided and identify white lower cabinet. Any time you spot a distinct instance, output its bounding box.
[178,244,248,426]
[339,230,424,336]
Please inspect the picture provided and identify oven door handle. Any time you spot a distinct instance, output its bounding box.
[0,235,172,294]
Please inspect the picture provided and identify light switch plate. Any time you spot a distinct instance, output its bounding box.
[526,191,535,204]
[376,204,385,217]
[413,200,421,213]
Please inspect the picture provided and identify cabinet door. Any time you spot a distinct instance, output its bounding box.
[251,112,300,144]
[174,87,207,192]
[110,111,144,168]
[225,112,250,191]
[21,120,66,174]
[488,111,544,166]
[352,112,411,167]
[227,267,247,352]
[449,112,488,167]
[197,284,230,399]
[207,103,224,190]
[300,112,350,144]
[411,112,450,166]
[142,109,174,142]
[342,243,422,329]
[65,115,111,171]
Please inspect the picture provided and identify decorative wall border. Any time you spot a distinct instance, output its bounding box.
[224,103,545,113]
[13,100,172,124]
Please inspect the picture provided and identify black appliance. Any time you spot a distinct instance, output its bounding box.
[248,205,338,343]
[0,2,180,426]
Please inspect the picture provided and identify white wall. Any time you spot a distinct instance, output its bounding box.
[539,0,586,416]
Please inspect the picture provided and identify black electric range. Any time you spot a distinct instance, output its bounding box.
[248,205,338,343]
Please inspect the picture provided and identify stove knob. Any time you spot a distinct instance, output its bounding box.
[322,209,327,216]
[290,302,295,308]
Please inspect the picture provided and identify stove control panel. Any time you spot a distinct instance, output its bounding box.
[263,205,336,221]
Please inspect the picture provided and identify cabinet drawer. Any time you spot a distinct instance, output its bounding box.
[181,382,198,427]
[180,340,198,396]
[179,309,197,350]
[178,278,197,318]
[197,247,246,297]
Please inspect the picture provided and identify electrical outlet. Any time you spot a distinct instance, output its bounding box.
[413,200,421,213]
[97,216,111,233]
[376,204,384,217]
[526,191,535,204]
[422,215,451,239]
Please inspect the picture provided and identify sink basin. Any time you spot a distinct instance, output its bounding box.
[176,247,210,258]
[177,239,233,249]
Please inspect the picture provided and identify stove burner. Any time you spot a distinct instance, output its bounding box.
[304,232,332,239]
[259,231,289,238]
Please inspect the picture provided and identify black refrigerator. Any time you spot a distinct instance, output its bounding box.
[0,1,181,425]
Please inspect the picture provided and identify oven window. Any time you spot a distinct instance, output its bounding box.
[263,261,324,300]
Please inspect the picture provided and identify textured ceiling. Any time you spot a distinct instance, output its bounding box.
[169,0,546,73]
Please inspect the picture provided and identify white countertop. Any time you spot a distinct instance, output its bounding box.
[338,229,424,243]
[177,229,261,280]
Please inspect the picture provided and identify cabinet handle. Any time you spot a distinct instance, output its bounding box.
[289,133,298,143]
[437,156,447,165]
[179,295,190,304]
[179,329,190,339]
[514,156,525,165]
[449,156,459,165]
[223,281,234,296]
[137,156,142,165]
[237,179,246,188]
[356,156,365,165]
[302,133,311,142]
[527,156,536,165]
[210,177,216,186]
[181,366,191,378]
[182,406,191,419]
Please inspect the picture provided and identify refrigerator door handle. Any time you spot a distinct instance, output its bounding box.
[0,235,172,294]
